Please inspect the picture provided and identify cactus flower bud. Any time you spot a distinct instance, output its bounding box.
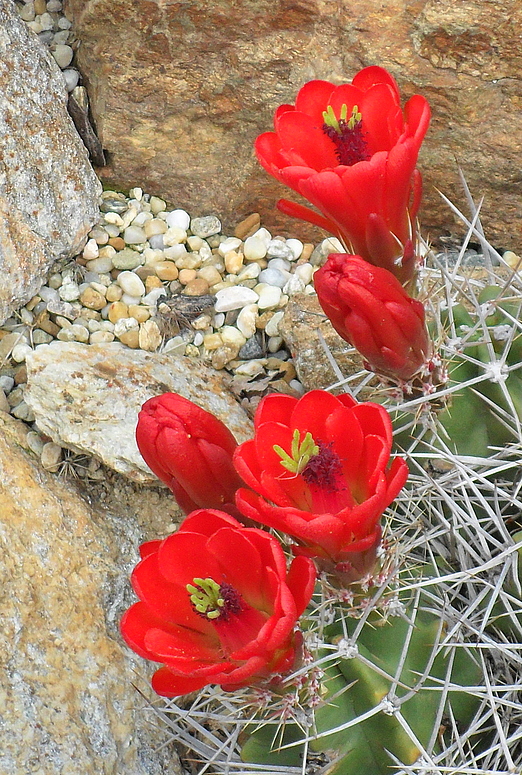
[314,254,431,382]
[136,393,244,514]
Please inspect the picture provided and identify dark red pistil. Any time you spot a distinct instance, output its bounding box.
[302,441,344,491]
[322,120,371,167]
[217,583,244,620]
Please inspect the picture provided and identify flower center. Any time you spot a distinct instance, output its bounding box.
[301,440,344,490]
[186,577,243,621]
[322,103,371,166]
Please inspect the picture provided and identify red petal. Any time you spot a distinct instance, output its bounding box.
[151,667,209,697]
[294,79,335,122]
[276,110,339,170]
[254,393,297,430]
[359,83,403,152]
[403,94,431,148]
[290,390,347,441]
[351,66,401,102]
[286,555,316,617]
[145,627,218,665]
[207,527,265,608]
[179,509,242,537]
[158,531,222,587]
[276,198,337,233]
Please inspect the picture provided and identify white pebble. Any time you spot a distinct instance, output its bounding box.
[236,304,258,339]
[257,284,282,310]
[163,226,187,246]
[59,282,80,301]
[133,210,153,226]
[258,268,289,288]
[82,238,99,260]
[286,238,304,260]
[165,210,191,230]
[40,442,62,471]
[268,335,284,352]
[86,256,113,273]
[193,332,204,346]
[142,288,167,306]
[214,286,259,312]
[234,360,266,377]
[289,379,306,395]
[26,431,45,456]
[51,44,74,68]
[38,12,54,29]
[104,212,124,226]
[129,187,143,201]
[123,225,147,244]
[120,293,142,306]
[243,236,267,261]
[69,324,90,343]
[237,263,261,281]
[57,16,72,29]
[89,330,115,344]
[38,285,59,303]
[295,263,314,285]
[116,271,145,297]
[61,68,79,92]
[163,244,188,261]
[218,237,242,256]
[114,317,139,337]
[121,207,139,230]
[251,227,272,245]
[283,275,306,296]
[213,313,225,328]
[11,343,33,363]
[265,310,285,337]
[162,336,186,355]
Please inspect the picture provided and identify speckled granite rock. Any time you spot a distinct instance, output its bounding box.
[0,411,183,775]
[65,0,522,248]
[24,341,253,481]
[0,0,101,325]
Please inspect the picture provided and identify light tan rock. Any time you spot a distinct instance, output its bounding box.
[24,341,253,481]
[0,3,100,325]
[65,0,522,247]
[0,412,182,775]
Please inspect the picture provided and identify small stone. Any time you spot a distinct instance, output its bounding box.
[218,237,242,256]
[19,3,36,22]
[265,310,285,337]
[212,344,239,369]
[289,379,306,395]
[0,375,15,393]
[257,284,282,310]
[162,336,186,355]
[108,236,126,250]
[236,303,258,339]
[14,364,27,385]
[301,243,315,262]
[224,250,244,274]
[184,343,200,357]
[82,238,99,260]
[238,336,265,360]
[283,275,306,296]
[258,268,289,288]
[295,263,314,285]
[237,263,261,281]
[286,238,304,260]
[51,44,74,68]
[59,282,81,302]
[62,67,79,92]
[183,278,210,296]
[163,226,188,247]
[89,330,115,344]
[79,287,106,310]
[105,284,123,302]
[12,400,35,423]
[163,244,188,261]
[190,215,221,238]
[268,335,284,353]
[40,442,63,472]
[267,238,295,261]
[178,268,197,285]
[69,324,90,343]
[112,248,143,270]
[128,305,150,324]
[116,271,145,297]
[197,265,222,286]
[145,275,164,292]
[154,261,179,281]
[143,218,168,238]
[203,333,223,350]
[138,320,162,351]
[234,213,260,240]
[186,235,204,251]
[165,209,191,230]
[26,430,45,455]
[108,301,129,323]
[149,196,166,214]
[234,360,266,377]
[176,253,201,270]
[11,343,33,363]
[310,237,345,266]
[220,325,246,348]
[243,235,267,261]
[214,286,259,312]
[0,389,9,413]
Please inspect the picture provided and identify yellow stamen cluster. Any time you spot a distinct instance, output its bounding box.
[187,577,224,619]
[322,103,362,133]
[273,428,319,475]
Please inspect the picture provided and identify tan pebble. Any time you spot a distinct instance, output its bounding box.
[135,266,158,280]
[178,268,197,285]
[89,330,115,344]
[184,344,200,357]
[203,332,223,350]
[183,278,210,296]
[212,344,239,369]
[224,250,244,274]
[98,245,116,259]
[108,301,129,323]
[25,295,41,311]
[139,320,162,351]
[211,281,235,292]
[128,304,150,323]
[176,253,201,270]
[108,237,126,250]
[280,362,297,382]
[144,218,168,238]
[14,365,27,385]
[0,389,9,413]
[197,265,222,286]
[79,308,101,321]
[234,213,261,240]
[118,329,140,348]
[105,284,123,302]
[34,0,47,14]
[191,314,212,331]
[37,316,60,337]
[145,275,164,292]
[40,441,62,472]
[154,261,179,281]
[79,287,106,310]
[300,243,315,263]
[256,311,274,330]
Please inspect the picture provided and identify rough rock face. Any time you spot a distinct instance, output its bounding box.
[24,341,253,481]
[64,0,522,249]
[0,0,101,325]
[0,411,183,775]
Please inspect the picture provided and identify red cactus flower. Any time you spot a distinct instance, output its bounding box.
[255,66,430,285]
[314,254,431,381]
[120,510,316,697]
[136,393,244,515]
[234,391,408,582]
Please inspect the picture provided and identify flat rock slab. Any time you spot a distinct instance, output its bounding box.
[24,341,253,482]
[0,1,101,324]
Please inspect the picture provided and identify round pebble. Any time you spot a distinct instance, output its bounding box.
[244,235,267,261]
[257,284,282,309]
[258,268,289,288]
[51,43,73,68]
[183,278,210,296]
[165,209,191,230]
[190,215,221,238]
[11,343,33,363]
[265,310,285,337]
[116,271,145,297]
[40,442,63,471]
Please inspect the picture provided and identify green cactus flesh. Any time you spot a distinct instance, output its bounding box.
[240,599,482,773]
